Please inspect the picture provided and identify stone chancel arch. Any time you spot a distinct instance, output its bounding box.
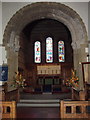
[3,2,88,91]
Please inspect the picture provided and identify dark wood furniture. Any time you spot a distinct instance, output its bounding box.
[25,63,73,87]
[37,76,62,92]
[52,85,61,93]
[24,63,73,93]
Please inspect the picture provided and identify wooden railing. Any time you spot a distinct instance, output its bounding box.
[60,100,90,119]
[0,101,16,119]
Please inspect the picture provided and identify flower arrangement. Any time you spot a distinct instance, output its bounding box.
[12,72,26,88]
[65,69,79,88]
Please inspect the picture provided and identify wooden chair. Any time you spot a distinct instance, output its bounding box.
[0,101,16,119]
[60,100,90,119]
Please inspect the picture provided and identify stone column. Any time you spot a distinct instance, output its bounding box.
[6,47,18,91]
[78,63,84,90]
[72,41,88,90]
[78,43,88,90]
[5,34,20,91]
[73,48,84,90]
[73,49,80,74]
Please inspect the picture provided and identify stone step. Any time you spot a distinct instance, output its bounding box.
[17,99,60,107]
[17,103,60,107]
[20,99,60,103]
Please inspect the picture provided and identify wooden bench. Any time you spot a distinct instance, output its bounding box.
[60,100,90,119]
[0,101,16,119]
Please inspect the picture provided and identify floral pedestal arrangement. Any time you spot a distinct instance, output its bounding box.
[65,69,79,90]
[11,72,26,90]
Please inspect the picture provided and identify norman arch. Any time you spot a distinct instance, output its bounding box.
[3,2,88,90]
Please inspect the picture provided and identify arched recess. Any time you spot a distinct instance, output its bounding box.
[3,2,88,90]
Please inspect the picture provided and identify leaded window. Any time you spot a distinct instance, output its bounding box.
[46,37,53,63]
[58,41,65,62]
[34,41,41,63]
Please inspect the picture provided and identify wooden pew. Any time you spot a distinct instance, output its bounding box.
[60,100,90,119]
[0,101,16,119]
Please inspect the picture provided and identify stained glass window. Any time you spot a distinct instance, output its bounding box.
[34,41,41,63]
[46,37,53,63]
[58,41,65,62]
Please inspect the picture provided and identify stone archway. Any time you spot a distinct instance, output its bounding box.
[3,2,88,91]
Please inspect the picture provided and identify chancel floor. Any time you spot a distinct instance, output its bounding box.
[17,92,71,118]
[20,92,71,100]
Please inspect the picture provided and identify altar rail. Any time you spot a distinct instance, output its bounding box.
[60,100,90,119]
[0,101,16,119]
